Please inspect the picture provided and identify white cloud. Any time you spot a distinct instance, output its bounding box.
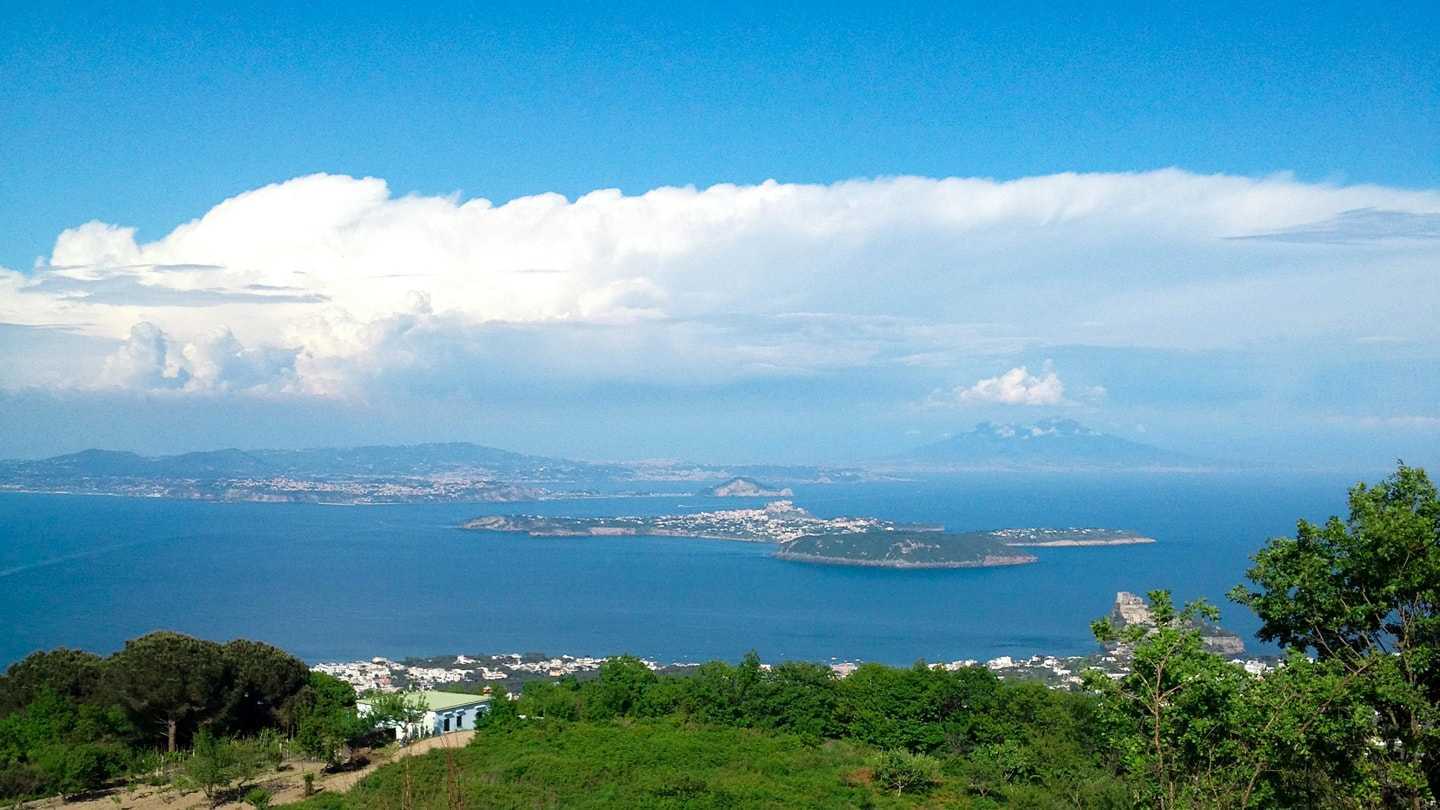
[98,322,295,393]
[934,363,1068,406]
[100,322,189,390]
[2,169,1438,401]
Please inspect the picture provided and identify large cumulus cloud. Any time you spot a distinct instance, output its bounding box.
[2,169,1438,409]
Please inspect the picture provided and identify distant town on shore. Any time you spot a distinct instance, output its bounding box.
[0,419,1231,505]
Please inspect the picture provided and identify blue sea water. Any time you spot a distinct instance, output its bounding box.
[0,472,1362,668]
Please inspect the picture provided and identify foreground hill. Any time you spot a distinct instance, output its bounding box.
[296,721,962,810]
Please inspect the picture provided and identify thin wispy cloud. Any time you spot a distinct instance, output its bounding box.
[1228,208,1440,244]
[21,275,330,307]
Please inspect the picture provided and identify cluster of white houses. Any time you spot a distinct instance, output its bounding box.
[357,690,492,741]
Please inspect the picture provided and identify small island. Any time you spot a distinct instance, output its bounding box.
[699,476,794,497]
[462,501,1151,569]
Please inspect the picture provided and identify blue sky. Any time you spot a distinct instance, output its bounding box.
[1,3,1437,467]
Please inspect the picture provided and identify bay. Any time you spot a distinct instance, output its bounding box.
[0,471,1359,667]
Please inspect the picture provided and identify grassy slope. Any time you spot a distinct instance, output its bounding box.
[292,720,962,809]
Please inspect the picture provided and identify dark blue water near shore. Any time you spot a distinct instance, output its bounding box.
[0,472,1361,667]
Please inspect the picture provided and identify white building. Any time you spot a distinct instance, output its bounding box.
[358,690,492,741]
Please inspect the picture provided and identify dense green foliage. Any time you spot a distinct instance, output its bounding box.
[1089,592,1379,808]
[471,653,1127,805]
[1231,463,1440,808]
[298,720,954,809]
[0,688,136,798]
[0,633,365,801]
[292,672,372,766]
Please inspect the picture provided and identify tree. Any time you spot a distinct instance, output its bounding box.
[475,686,518,729]
[582,655,657,720]
[518,679,581,722]
[33,741,119,797]
[362,691,427,737]
[0,689,134,800]
[186,728,261,805]
[291,673,369,767]
[1230,463,1440,808]
[0,650,104,716]
[960,740,1032,799]
[1089,591,1253,809]
[218,640,310,736]
[747,660,839,739]
[1092,590,1384,808]
[835,661,1002,753]
[106,632,227,752]
[286,671,356,731]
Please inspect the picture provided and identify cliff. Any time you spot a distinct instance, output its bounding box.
[1107,591,1246,656]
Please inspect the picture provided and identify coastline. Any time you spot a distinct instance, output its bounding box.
[772,551,1038,569]
[1005,536,1157,547]
[483,527,775,543]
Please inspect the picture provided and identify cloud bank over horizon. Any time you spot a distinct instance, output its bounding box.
[2,169,1438,465]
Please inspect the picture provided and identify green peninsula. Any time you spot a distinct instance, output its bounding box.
[776,530,1037,568]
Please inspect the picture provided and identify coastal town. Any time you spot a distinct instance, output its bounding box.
[313,652,665,694]
[311,592,1267,695]
[312,648,1278,696]
[463,499,935,542]
[0,470,551,504]
[465,500,1151,548]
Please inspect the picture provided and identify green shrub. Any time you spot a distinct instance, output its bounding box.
[871,749,941,795]
[0,763,46,800]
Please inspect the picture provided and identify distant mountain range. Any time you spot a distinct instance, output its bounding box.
[0,444,876,484]
[0,443,876,504]
[891,419,1208,471]
[0,420,1221,504]
[0,443,584,481]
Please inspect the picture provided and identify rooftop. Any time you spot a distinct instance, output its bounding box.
[418,690,490,711]
[360,690,491,712]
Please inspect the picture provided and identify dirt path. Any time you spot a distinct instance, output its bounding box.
[27,731,476,810]
[297,731,475,799]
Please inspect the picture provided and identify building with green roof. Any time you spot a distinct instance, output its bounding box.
[358,690,492,741]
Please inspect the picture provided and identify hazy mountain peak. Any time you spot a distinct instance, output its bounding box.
[899,420,1201,470]
[973,419,1100,440]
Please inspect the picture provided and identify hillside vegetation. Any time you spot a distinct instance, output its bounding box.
[298,721,942,809]
[777,530,1030,567]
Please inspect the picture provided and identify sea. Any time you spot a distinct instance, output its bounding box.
[0,472,1364,668]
